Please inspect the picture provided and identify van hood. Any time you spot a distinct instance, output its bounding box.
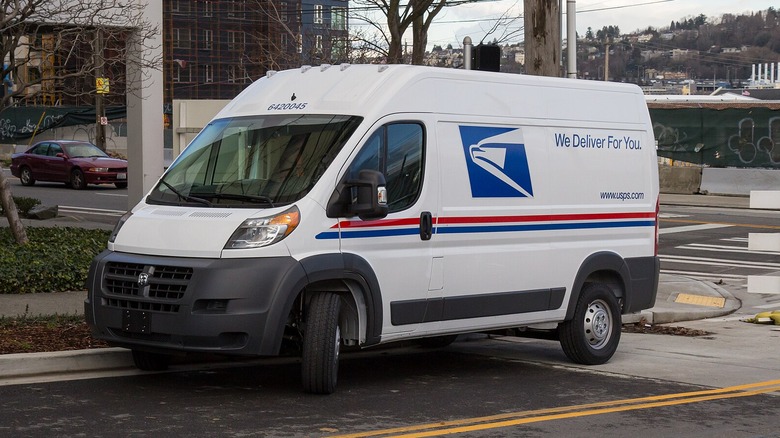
[110,204,285,258]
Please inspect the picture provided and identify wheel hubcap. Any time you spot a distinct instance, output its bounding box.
[583,299,612,349]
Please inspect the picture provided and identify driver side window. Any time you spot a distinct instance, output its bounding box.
[349,123,424,213]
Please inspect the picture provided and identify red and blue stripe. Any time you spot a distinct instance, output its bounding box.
[315,212,656,240]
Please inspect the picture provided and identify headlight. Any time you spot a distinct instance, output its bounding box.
[225,206,300,249]
[88,167,109,172]
[109,211,132,243]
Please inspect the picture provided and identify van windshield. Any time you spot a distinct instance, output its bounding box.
[147,114,362,207]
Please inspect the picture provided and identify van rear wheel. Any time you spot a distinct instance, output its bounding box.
[559,283,621,365]
[301,292,341,394]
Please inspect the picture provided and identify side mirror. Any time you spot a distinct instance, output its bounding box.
[56,153,66,159]
[326,169,389,220]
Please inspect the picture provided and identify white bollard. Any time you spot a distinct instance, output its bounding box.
[749,190,780,209]
[747,191,780,294]
[748,233,780,252]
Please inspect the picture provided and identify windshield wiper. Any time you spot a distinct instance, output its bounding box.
[159,180,212,207]
[206,193,276,207]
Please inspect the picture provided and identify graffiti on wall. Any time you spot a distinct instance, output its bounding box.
[651,107,780,168]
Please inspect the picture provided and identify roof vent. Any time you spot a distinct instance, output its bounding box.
[301,65,312,73]
[340,64,351,71]
[266,70,277,78]
[320,64,332,71]
[378,65,389,73]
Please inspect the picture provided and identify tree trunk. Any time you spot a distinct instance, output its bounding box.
[411,15,426,65]
[0,168,29,245]
[524,0,561,77]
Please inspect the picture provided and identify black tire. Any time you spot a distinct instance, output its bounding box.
[115,182,128,189]
[131,350,170,371]
[559,283,621,365]
[415,335,458,348]
[301,292,341,394]
[19,167,35,186]
[70,169,87,190]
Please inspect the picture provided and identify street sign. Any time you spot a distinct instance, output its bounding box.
[96,77,110,94]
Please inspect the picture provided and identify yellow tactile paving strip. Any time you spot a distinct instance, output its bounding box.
[674,293,726,308]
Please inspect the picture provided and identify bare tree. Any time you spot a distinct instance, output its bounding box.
[352,0,480,65]
[0,0,160,244]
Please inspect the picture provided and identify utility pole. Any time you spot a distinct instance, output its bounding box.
[604,43,609,81]
[524,0,561,77]
[94,28,106,151]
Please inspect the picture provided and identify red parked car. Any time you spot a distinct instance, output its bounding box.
[10,140,128,190]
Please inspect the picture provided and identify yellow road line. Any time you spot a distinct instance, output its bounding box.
[329,380,780,438]
[660,218,780,230]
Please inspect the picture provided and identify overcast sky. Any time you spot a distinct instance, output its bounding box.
[412,0,778,48]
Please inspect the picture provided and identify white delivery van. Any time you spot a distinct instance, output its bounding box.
[86,64,659,394]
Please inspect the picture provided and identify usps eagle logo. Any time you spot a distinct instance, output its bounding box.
[458,126,534,198]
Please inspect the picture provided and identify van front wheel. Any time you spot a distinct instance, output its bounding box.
[301,292,341,394]
[559,283,621,365]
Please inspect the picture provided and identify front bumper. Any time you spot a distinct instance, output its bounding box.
[85,250,306,356]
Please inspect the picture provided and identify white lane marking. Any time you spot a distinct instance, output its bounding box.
[660,254,780,269]
[659,223,734,235]
[96,193,128,197]
[60,205,125,214]
[754,303,780,309]
[59,205,125,217]
[660,269,747,280]
[659,213,690,218]
[677,243,780,256]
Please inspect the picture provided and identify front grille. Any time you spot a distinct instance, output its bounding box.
[103,262,193,313]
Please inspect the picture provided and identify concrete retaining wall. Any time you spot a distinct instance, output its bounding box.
[700,168,780,196]
[659,165,702,194]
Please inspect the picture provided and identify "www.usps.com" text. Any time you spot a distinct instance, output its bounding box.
[600,191,645,201]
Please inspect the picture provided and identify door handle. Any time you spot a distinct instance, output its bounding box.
[420,211,433,241]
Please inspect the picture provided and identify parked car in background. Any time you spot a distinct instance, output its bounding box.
[10,140,128,189]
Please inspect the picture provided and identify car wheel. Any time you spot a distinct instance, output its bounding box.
[70,169,86,190]
[19,167,35,186]
[301,292,341,394]
[131,350,170,371]
[558,283,621,365]
[115,182,128,189]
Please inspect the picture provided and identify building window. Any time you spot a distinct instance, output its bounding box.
[173,28,191,49]
[228,31,244,50]
[281,2,288,22]
[172,0,189,13]
[331,7,346,30]
[203,0,213,17]
[228,1,245,19]
[314,4,323,24]
[203,29,212,50]
[297,35,302,53]
[280,33,288,48]
[174,62,191,83]
[332,37,346,59]
[315,35,323,52]
[204,64,213,83]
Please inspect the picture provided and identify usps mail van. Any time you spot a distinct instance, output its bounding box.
[86,64,659,394]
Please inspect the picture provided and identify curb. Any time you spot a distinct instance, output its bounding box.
[0,347,132,383]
